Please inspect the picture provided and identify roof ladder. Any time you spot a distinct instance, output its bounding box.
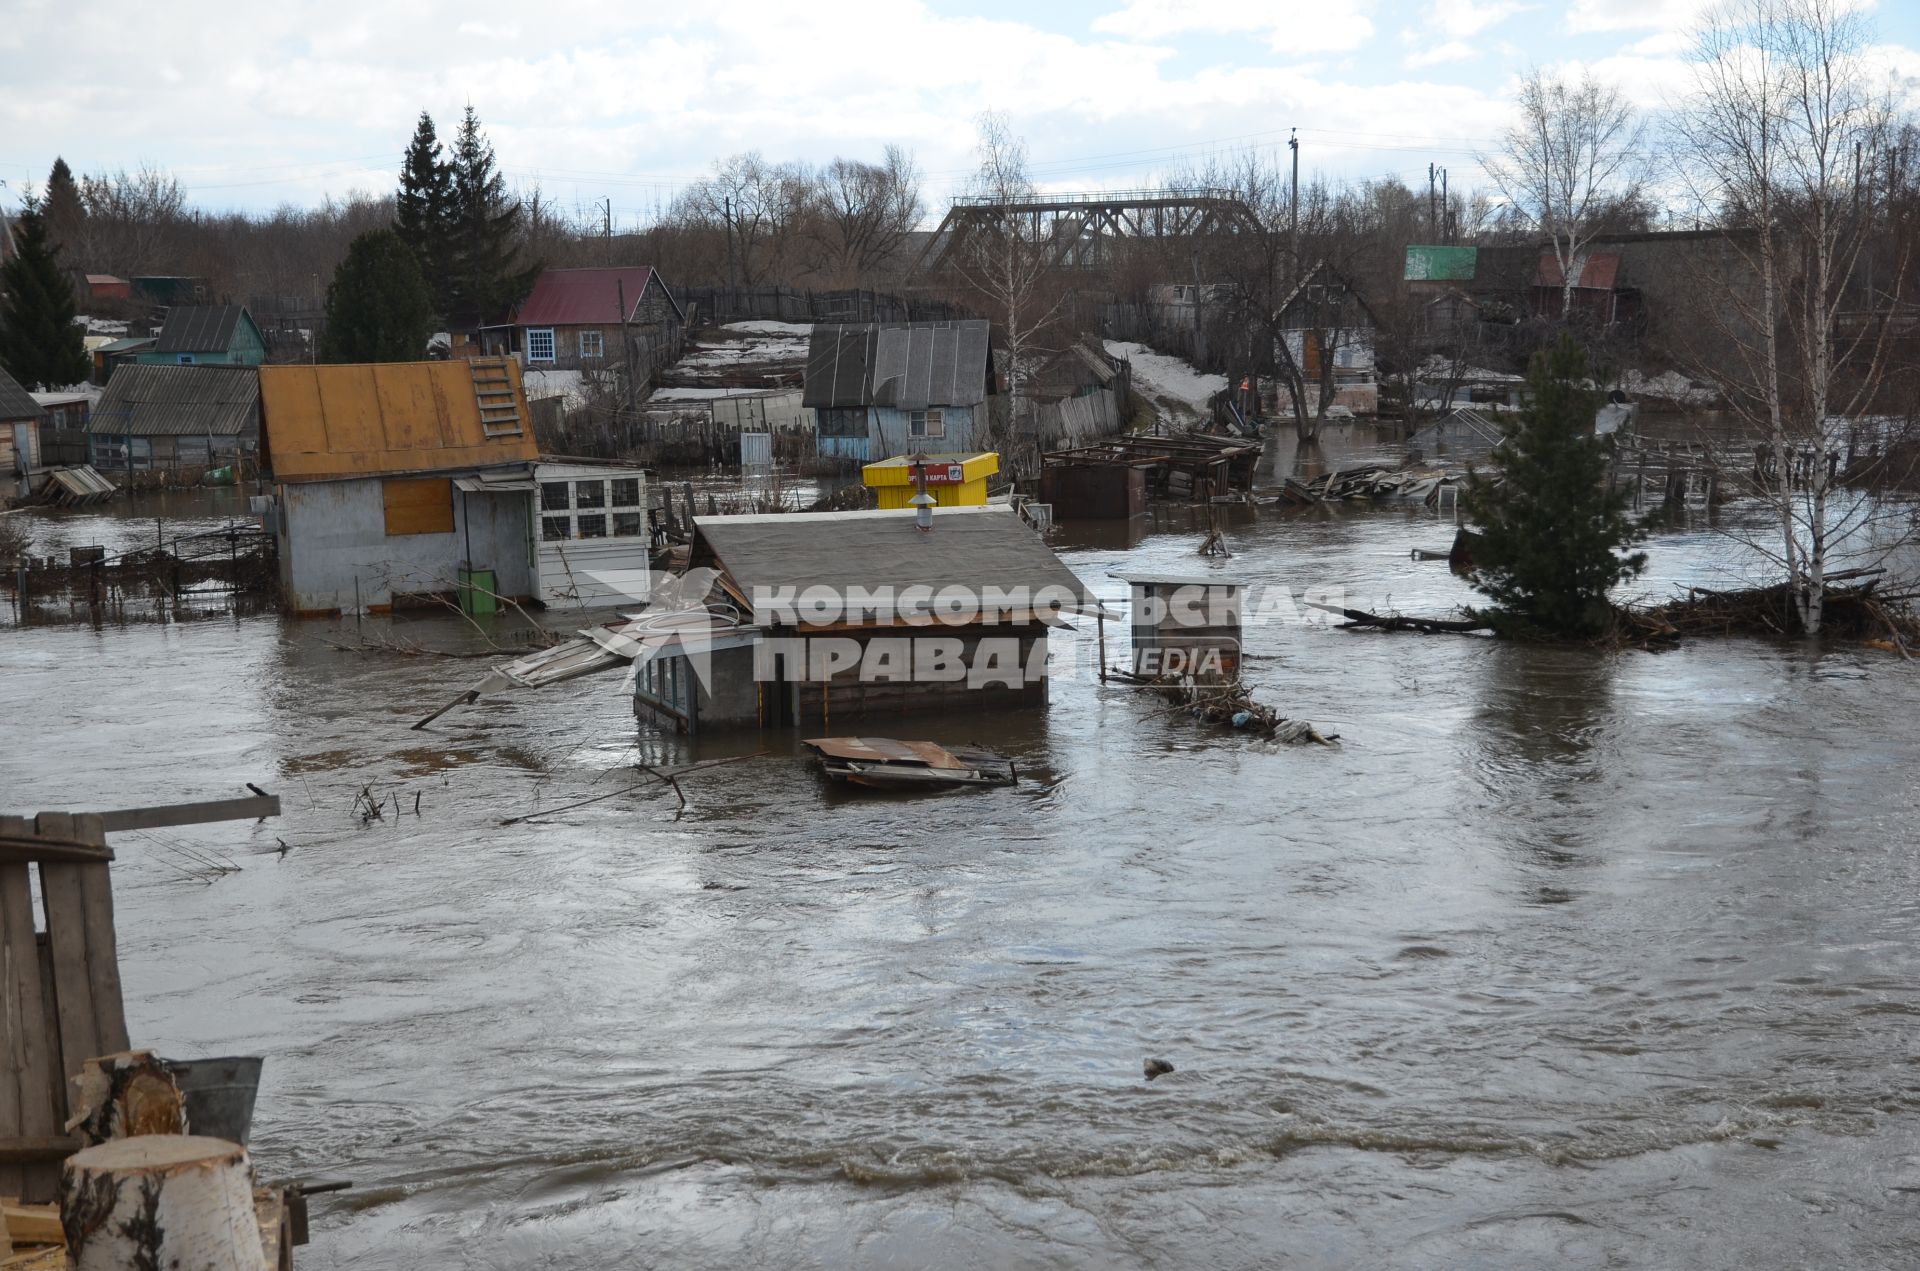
[469,358,526,438]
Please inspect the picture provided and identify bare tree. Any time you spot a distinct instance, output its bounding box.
[77,166,187,277]
[804,147,924,285]
[1482,70,1646,318]
[671,153,810,288]
[1674,0,1914,634]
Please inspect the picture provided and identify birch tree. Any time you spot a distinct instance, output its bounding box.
[1674,0,1912,635]
[1482,70,1645,318]
[950,113,1068,461]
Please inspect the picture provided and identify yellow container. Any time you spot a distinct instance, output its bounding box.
[861,452,1000,509]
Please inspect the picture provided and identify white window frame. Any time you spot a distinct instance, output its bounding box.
[526,328,556,363]
[908,408,945,439]
[577,330,604,360]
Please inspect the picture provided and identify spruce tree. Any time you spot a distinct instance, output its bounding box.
[394,112,455,319]
[43,158,85,259]
[319,229,436,363]
[446,106,538,329]
[1463,335,1647,639]
[0,201,90,390]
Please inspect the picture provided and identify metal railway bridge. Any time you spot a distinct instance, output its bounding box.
[912,188,1264,274]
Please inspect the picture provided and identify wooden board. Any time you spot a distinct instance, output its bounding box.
[0,818,57,1203]
[34,814,129,1137]
[381,477,455,536]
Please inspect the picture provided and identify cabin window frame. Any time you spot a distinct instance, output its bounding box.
[526,328,556,363]
[577,330,605,360]
[908,408,945,439]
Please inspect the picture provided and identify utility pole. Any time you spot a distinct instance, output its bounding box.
[1428,163,1438,240]
[1288,129,1300,277]
[1440,167,1449,242]
[723,194,737,290]
[603,197,613,259]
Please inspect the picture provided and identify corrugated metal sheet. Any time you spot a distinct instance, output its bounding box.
[692,505,1095,625]
[154,305,251,354]
[515,268,658,326]
[1403,245,1479,282]
[1536,252,1622,290]
[802,321,990,410]
[95,337,156,355]
[261,360,540,482]
[93,364,259,437]
[0,366,44,421]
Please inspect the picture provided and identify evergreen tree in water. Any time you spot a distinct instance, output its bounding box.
[394,112,455,319]
[320,229,436,363]
[446,106,537,329]
[1463,335,1647,639]
[0,201,89,390]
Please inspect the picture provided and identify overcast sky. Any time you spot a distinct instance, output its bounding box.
[2,0,1916,225]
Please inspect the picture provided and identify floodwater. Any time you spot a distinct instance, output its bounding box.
[4,455,1920,1269]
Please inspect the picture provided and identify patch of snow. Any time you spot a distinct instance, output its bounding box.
[649,386,757,401]
[1623,369,1719,405]
[523,368,592,406]
[723,320,813,337]
[1103,340,1226,417]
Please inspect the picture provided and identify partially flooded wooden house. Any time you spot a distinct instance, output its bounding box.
[633,505,1100,733]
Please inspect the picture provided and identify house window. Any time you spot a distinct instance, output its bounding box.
[526,328,556,362]
[578,331,604,359]
[381,478,455,536]
[611,477,639,507]
[909,409,945,438]
[575,480,605,509]
[542,516,570,541]
[577,514,607,538]
[614,512,642,537]
[540,481,571,511]
[177,354,195,365]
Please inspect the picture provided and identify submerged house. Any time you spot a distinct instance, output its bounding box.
[260,359,542,615]
[91,364,261,470]
[135,305,268,367]
[632,505,1099,733]
[802,320,993,463]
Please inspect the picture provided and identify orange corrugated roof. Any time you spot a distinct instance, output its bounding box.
[261,360,539,482]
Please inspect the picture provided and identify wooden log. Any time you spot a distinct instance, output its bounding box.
[60,1136,261,1271]
[1,1201,62,1245]
[66,1053,186,1149]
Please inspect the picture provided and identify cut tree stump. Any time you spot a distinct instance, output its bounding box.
[60,1135,260,1271]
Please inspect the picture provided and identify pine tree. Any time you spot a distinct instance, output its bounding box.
[43,158,85,259]
[319,229,436,363]
[0,201,90,390]
[394,112,455,319]
[445,106,538,329]
[1463,335,1647,639]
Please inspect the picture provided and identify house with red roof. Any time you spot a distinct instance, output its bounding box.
[484,266,685,371]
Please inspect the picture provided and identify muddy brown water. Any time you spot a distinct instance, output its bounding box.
[4,451,1920,1268]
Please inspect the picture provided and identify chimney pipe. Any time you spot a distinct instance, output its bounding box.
[910,455,935,531]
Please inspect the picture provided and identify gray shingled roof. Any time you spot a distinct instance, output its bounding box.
[0,366,44,421]
[802,320,990,411]
[153,305,252,354]
[94,364,261,437]
[693,506,1096,625]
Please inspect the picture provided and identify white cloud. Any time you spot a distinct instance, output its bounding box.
[1428,0,1530,38]
[1564,0,1711,34]
[1093,0,1376,53]
[1406,39,1478,67]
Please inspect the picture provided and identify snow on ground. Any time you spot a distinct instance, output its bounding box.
[1104,340,1225,420]
[647,386,755,400]
[723,320,813,337]
[1624,369,1719,405]
[523,368,592,406]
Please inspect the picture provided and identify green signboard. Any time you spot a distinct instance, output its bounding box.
[1403,245,1478,282]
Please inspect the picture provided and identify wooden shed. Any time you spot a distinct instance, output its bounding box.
[1115,572,1244,679]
